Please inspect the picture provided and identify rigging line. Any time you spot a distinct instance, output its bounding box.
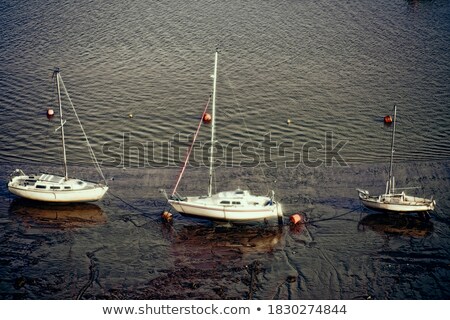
[59,77,107,185]
[223,71,271,193]
[213,168,217,194]
[171,96,211,196]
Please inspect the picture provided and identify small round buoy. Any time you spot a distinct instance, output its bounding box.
[47,108,54,119]
[289,213,303,225]
[203,113,212,123]
[384,115,392,124]
[128,113,133,118]
[161,211,173,222]
[287,119,291,125]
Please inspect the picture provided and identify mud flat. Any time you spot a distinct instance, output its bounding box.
[0,160,449,299]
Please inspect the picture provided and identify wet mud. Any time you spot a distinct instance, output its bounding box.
[0,160,449,299]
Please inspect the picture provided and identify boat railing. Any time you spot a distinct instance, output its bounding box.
[169,192,187,202]
[9,169,26,181]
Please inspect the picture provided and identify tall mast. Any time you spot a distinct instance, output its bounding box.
[208,51,218,197]
[387,105,397,194]
[54,68,68,180]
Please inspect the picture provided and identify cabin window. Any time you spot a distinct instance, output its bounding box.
[220,200,230,204]
[64,186,71,190]
[235,191,244,195]
[50,186,61,190]
[36,185,46,189]
[232,201,241,205]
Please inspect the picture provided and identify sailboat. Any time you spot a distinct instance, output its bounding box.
[8,68,108,203]
[166,51,283,223]
[356,105,435,213]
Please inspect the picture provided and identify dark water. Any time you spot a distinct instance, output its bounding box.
[1,0,450,299]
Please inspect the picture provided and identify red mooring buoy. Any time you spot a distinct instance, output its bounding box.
[384,115,393,124]
[47,108,55,119]
[203,113,212,123]
[289,213,303,224]
[161,211,173,222]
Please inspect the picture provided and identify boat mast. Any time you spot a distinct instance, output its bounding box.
[208,51,218,197]
[54,68,69,180]
[387,105,397,194]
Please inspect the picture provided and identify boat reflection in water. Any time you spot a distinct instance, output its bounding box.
[127,223,289,299]
[9,199,106,229]
[163,223,286,274]
[172,224,284,256]
[358,213,434,238]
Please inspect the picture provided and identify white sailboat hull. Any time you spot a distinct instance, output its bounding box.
[169,200,282,222]
[8,185,108,203]
[169,190,283,223]
[8,172,108,203]
[357,189,435,213]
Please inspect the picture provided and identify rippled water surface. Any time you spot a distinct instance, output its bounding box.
[0,0,449,299]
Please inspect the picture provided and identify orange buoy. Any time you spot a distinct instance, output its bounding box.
[47,108,54,119]
[384,115,392,124]
[161,211,173,222]
[203,113,212,123]
[289,213,303,224]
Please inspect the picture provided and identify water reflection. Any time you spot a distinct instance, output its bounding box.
[358,213,434,238]
[9,199,106,229]
[171,224,284,258]
[131,224,288,299]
